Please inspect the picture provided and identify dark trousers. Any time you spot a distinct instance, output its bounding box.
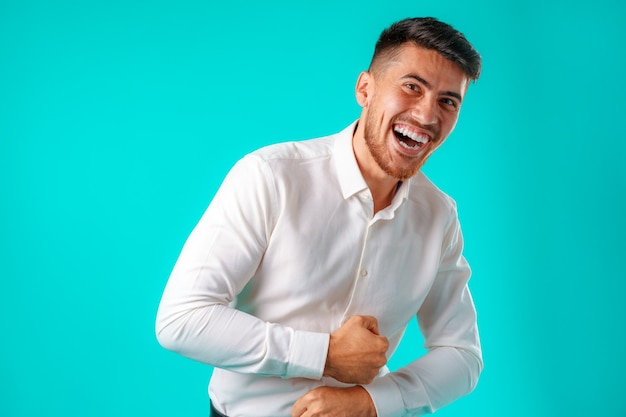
[210,402,229,417]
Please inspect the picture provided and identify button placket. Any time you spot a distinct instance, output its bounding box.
[340,222,375,323]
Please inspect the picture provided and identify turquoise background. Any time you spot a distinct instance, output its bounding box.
[1,0,625,415]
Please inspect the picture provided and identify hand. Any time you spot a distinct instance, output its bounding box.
[324,315,389,384]
[291,386,376,417]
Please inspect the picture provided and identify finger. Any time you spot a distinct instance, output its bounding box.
[360,315,380,335]
[379,335,390,350]
[291,407,307,417]
[291,397,307,417]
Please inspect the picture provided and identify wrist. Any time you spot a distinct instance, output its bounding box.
[323,334,337,378]
[351,386,377,417]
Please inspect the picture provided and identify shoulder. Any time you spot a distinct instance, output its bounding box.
[231,133,339,195]
[407,172,458,215]
[249,134,336,163]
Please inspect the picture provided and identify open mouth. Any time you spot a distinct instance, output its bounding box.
[393,124,428,151]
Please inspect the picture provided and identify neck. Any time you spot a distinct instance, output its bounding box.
[352,123,400,214]
[370,180,399,214]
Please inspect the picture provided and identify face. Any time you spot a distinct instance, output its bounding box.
[356,43,469,181]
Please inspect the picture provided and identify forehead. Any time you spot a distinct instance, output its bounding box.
[377,43,469,93]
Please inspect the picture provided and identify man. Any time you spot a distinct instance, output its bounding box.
[156,17,482,417]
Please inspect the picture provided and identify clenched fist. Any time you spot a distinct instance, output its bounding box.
[323,315,389,384]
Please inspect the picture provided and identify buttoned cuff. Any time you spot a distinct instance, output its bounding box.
[363,376,405,417]
[285,330,330,380]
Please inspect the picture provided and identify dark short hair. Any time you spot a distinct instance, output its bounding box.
[370,17,482,81]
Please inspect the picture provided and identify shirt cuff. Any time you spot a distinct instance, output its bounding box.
[285,330,330,379]
[362,376,404,417]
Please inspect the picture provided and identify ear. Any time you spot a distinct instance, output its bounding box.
[355,71,372,107]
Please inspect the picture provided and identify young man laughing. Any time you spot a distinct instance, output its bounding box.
[157,17,482,417]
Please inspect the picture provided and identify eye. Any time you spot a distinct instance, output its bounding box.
[440,97,460,110]
[404,83,420,93]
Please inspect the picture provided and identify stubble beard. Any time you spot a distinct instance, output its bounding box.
[363,113,426,181]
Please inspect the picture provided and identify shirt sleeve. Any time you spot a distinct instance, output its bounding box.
[155,154,329,380]
[363,208,482,417]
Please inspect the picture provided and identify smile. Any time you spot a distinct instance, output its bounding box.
[392,124,429,151]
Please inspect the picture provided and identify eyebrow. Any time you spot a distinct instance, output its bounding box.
[401,74,463,102]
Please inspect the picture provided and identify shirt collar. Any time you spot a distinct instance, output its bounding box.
[333,121,412,203]
[334,121,369,199]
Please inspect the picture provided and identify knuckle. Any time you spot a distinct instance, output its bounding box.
[372,355,385,367]
[308,387,325,401]
[375,337,389,351]
[381,337,390,349]
[357,315,375,324]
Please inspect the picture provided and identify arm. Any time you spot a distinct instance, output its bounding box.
[155,155,329,379]
[156,155,389,382]
[363,211,482,416]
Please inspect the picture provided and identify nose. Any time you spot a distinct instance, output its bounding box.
[412,98,437,126]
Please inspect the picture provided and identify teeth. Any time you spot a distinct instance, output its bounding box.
[399,139,420,150]
[394,126,428,144]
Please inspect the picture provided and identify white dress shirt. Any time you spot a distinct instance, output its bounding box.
[156,122,482,417]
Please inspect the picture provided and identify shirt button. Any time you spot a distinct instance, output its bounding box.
[360,269,368,277]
